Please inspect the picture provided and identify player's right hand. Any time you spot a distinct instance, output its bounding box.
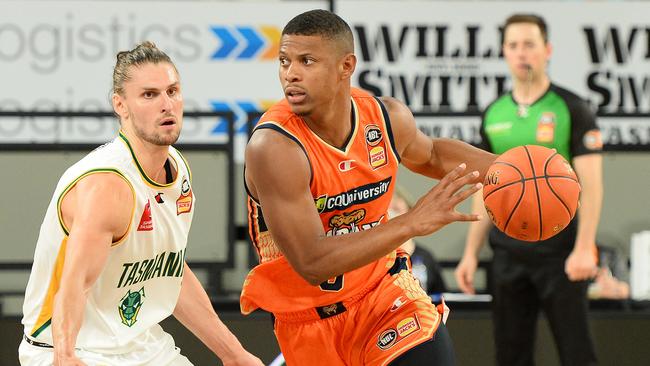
[222,351,264,366]
[406,163,482,237]
[455,255,478,295]
[53,354,87,366]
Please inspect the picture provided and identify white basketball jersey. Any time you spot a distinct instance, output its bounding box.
[22,132,195,354]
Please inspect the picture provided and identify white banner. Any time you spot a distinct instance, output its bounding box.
[2,1,650,149]
[0,0,326,145]
[338,1,650,149]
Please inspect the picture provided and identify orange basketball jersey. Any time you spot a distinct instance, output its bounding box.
[241,88,401,316]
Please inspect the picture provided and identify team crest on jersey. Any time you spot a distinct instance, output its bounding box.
[118,287,145,327]
[536,112,556,143]
[176,176,193,215]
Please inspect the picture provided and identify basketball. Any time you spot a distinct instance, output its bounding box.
[482,145,581,242]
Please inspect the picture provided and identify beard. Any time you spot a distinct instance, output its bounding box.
[130,113,181,146]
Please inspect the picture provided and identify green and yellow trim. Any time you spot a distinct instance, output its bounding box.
[56,168,136,246]
[173,147,192,183]
[118,131,179,188]
[30,237,68,337]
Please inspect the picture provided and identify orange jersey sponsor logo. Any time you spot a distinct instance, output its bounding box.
[396,316,420,337]
[376,313,422,351]
[329,209,366,228]
[314,177,392,214]
[369,146,387,168]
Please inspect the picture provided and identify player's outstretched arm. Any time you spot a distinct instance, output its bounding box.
[381,96,496,182]
[246,129,481,285]
[173,264,263,365]
[52,173,133,365]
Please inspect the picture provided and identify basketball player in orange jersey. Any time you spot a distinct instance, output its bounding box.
[241,10,496,365]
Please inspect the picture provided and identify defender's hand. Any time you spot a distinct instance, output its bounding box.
[54,354,87,366]
[222,351,264,366]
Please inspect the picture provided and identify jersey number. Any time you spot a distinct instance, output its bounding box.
[319,275,344,292]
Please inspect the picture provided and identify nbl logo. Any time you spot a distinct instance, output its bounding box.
[365,125,383,146]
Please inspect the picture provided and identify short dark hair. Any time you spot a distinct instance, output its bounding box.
[282,9,354,53]
[503,14,548,43]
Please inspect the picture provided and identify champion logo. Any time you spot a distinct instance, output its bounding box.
[338,160,356,172]
[137,200,153,231]
[390,296,408,312]
[155,193,164,204]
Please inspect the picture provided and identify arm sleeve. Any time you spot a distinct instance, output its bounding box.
[476,112,493,153]
[568,97,603,157]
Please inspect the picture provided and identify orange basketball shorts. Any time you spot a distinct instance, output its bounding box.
[274,265,443,366]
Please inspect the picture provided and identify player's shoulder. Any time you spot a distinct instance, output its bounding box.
[351,88,404,114]
[247,118,307,164]
[374,95,411,120]
[249,99,306,150]
[258,99,299,127]
[549,83,590,107]
[59,138,125,179]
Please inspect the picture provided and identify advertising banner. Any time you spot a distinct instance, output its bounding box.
[0,0,326,146]
[338,1,650,150]
[1,1,649,150]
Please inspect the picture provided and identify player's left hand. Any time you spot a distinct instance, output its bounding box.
[565,246,598,281]
[222,351,264,366]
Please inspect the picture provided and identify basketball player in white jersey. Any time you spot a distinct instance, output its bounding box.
[19,42,263,366]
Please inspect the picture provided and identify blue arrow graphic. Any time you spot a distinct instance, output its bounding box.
[235,101,261,132]
[209,100,264,134]
[211,26,238,59]
[209,101,231,133]
[236,26,265,59]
